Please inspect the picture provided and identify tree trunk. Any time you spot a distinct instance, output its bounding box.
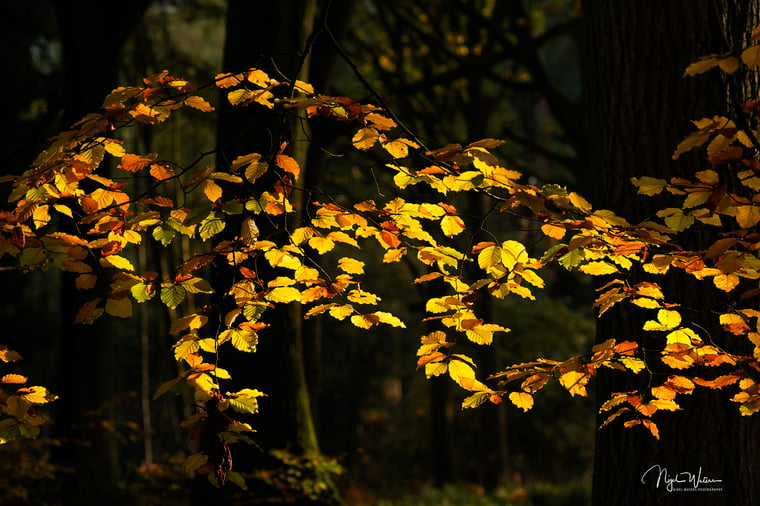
[191,1,341,503]
[585,1,760,505]
[52,2,150,504]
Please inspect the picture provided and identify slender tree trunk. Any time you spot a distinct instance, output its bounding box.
[585,1,760,505]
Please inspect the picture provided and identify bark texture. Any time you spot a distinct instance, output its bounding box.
[585,1,760,505]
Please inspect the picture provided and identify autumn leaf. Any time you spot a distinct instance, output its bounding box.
[119,153,158,173]
[201,180,223,202]
[735,205,760,228]
[631,176,667,196]
[741,45,760,67]
[275,154,300,179]
[352,127,380,150]
[338,257,365,274]
[559,369,590,397]
[579,261,619,276]
[105,296,133,318]
[643,309,682,331]
[1,374,27,384]
[508,391,534,412]
[184,95,214,112]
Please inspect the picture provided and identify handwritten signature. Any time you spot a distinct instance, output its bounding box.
[641,465,723,492]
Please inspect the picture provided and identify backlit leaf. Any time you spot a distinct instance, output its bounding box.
[508,391,534,412]
[352,127,379,150]
[643,309,682,331]
[579,261,618,275]
[1,374,27,384]
[161,285,186,309]
[338,257,365,274]
[631,176,667,196]
[559,370,589,397]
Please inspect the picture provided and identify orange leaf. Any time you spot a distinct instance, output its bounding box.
[149,162,175,181]
[276,154,300,179]
[1,374,27,384]
[119,153,157,173]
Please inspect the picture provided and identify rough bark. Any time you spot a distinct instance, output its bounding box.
[585,1,760,505]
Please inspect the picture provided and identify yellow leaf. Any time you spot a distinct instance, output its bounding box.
[501,240,528,270]
[568,192,592,213]
[382,138,419,158]
[714,273,740,292]
[666,327,700,345]
[104,140,126,157]
[448,359,476,388]
[201,180,223,202]
[173,335,199,361]
[265,286,301,303]
[100,255,135,271]
[338,257,365,274]
[466,323,509,345]
[383,247,406,263]
[375,311,406,328]
[308,236,335,254]
[541,223,566,239]
[294,265,320,283]
[328,304,354,321]
[350,313,380,329]
[477,244,501,270]
[631,176,667,196]
[440,214,465,237]
[559,370,589,397]
[736,205,760,228]
[579,261,619,275]
[16,386,57,405]
[508,392,534,412]
[425,362,448,378]
[347,289,380,305]
[644,309,682,331]
[352,127,379,150]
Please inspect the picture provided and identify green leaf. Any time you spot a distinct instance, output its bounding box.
[130,282,154,302]
[182,452,208,475]
[152,225,176,246]
[226,471,248,490]
[462,392,490,409]
[558,249,585,270]
[161,285,187,309]
[199,212,225,240]
[227,388,265,414]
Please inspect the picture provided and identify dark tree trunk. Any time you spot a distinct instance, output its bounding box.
[585,1,760,505]
[191,1,341,503]
[52,2,150,504]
